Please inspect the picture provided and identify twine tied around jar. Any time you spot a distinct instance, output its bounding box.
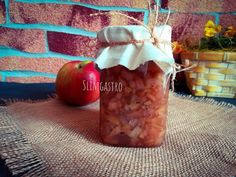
[90,3,168,46]
[90,1,197,91]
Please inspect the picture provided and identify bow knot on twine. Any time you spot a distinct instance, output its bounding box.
[90,1,196,91]
[89,1,166,47]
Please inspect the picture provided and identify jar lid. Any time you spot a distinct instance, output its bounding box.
[95,25,174,74]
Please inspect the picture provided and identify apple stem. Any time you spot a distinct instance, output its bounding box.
[76,61,92,70]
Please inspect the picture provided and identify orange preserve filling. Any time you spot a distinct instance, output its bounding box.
[100,61,169,147]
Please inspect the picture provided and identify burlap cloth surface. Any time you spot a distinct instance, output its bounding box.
[0,93,235,177]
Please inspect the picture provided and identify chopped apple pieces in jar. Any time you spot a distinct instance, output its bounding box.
[100,61,169,147]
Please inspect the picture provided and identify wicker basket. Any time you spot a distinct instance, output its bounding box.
[181,51,236,98]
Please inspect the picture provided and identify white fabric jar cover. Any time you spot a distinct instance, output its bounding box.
[95,25,175,76]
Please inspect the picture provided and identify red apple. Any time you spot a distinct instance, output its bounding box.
[56,61,100,106]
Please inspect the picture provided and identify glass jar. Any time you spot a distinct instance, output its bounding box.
[99,61,169,147]
[95,25,174,147]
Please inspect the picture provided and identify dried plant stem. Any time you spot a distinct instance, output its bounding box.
[90,11,151,33]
